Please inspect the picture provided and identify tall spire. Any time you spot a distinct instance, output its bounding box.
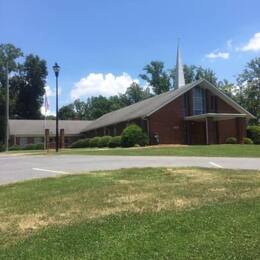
[176,42,185,89]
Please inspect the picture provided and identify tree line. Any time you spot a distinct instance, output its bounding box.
[0,43,260,145]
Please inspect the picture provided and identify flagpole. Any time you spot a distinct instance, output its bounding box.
[44,91,47,150]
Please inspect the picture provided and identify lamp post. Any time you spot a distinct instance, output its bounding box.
[5,63,9,152]
[52,62,60,152]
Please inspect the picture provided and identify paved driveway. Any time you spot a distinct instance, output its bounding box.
[0,154,260,185]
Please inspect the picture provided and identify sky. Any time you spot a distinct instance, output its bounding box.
[1,0,260,115]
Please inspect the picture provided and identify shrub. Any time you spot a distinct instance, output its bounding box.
[98,136,112,148]
[23,143,44,150]
[89,137,101,147]
[247,125,260,144]
[243,137,253,144]
[108,136,122,148]
[9,145,22,151]
[121,124,149,147]
[225,137,237,144]
[71,138,90,148]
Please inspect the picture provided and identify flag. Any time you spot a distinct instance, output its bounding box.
[44,91,49,113]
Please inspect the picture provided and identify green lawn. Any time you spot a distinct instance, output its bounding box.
[4,144,260,157]
[0,167,260,259]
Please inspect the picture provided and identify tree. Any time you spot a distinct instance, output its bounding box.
[87,96,113,119]
[59,104,77,120]
[0,44,23,144]
[170,65,218,88]
[124,82,152,104]
[195,66,218,85]
[237,57,260,123]
[140,61,171,94]
[217,79,236,98]
[13,55,47,119]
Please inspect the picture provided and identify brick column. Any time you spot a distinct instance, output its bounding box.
[60,129,65,148]
[45,129,49,150]
[236,118,246,144]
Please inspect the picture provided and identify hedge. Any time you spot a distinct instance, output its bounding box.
[247,125,260,144]
[8,143,44,151]
[108,136,122,148]
[71,138,90,148]
[98,136,112,148]
[89,137,101,147]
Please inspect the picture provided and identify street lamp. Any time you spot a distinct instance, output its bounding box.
[53,62,60,152]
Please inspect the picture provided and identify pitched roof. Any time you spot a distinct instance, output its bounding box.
[9,120,92,136]
[82,79,255,132]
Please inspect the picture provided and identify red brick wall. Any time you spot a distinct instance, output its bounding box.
[83,87,247,145]
[148,96,186,144]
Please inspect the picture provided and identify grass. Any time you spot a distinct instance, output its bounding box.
[0,167,260,259]
[4,144,260,157]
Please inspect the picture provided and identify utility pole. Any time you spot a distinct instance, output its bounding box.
[5,63,9,152]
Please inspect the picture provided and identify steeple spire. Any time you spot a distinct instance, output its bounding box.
[176,42,185,89]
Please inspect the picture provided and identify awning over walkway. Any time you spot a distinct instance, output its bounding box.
[184,113,247,122]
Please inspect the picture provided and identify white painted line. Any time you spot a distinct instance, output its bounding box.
[209,162,223,168]
[32,168,69,174]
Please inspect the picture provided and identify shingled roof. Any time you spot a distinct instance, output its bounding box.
[9,120,92,136]
[82,79,255,132]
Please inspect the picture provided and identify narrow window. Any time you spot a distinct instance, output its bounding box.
[192,87,205,115]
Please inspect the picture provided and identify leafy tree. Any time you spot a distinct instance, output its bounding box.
[87,96,113,119]
[13,55,47,119]
[58,104,77,119]
[237,57,260,122]
[140,61,171,94]
[124,82,152,104]
[217,79,236,98]
[170,65,218,88]
[195,66,218,85]
[0,44,23,144]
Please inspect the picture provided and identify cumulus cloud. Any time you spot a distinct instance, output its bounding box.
[240,32,260,52]
[205,51,230,60]
[70,72,139,100]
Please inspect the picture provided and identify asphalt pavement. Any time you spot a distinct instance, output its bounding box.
[0,154,260,185]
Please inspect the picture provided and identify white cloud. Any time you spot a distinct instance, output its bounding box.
[205,51,230,60]
[240,32,260,52]
[70,72,139,100]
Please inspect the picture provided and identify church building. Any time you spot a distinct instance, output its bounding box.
[9,47,255,147]
[82,47,255,144]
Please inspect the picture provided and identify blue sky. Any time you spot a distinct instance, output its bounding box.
[1,0,260,114]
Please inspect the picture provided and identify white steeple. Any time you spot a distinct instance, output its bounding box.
[176,43,185,88]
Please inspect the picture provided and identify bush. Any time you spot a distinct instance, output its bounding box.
[121,124,149,147]
[71,138,90,148]
[23,143,44,150]
[108,136,122,148]
[247,125,260,144]
[243,137,254,144]
[9,145,22,151]
[98,136,112,148]
[225,137,237,144]
[89,137,101,147]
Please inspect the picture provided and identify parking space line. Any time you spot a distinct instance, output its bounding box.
[32,168,69,174]
[209,162,223,168]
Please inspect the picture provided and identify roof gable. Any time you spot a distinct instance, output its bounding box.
[82,79,255,132]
